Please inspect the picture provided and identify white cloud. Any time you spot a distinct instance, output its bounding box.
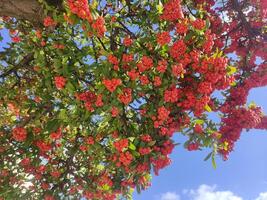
[255,192,267,200]
[160,185,267,200]
[161,192,180,200]
[188,184,242,200]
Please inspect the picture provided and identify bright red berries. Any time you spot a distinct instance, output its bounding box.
[50,129,62,140]
[139,147,151,155]
[172,64,185,77]
[187,142,199,151]
[164,87,181,103]
[153,76,162,87]
[85,136,94,145]
[103,78,122,92]
[11,36,21,43]
[67,0,93,22]
[151,156,171,176]
[44,195,55,200]
[140,75,150,85]
[176,21,188,34]
[92,17,106,37]
[68,1,106,37]
[108,55,119,65]
[141,134,152,142]
[36,140,52,152]
[161,0,184,21]
[119,151,133,166]
[156,32,171,46]
[157,106,170,121]
[170,40,187,60]
[50,170,61,178]
[54,76,66,90]
[95,94,104,107]
[194,124,203,134]
[114,139,128,152]
[123,36,133,47]
[137,56,154,72]
[111,106,119,117]
[157,60,168,73]
[118,88,132,105]
[12,127,27,142]
[20,158,31,166]
[191,19,206,30]
[43,16,56,27]
[2,0,266,198]
[128,69,139,81]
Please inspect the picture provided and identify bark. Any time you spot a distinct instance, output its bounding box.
[0,0,44,26]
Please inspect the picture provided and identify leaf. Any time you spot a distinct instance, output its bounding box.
[156,1,163,14]
[204,152,212,161]
[129,142,136,151]
[248,101,257,109]
[212,155,217,169]
[184,31,194,41]
[136,185,141,194]
[11,116,17,122]
[39,50,45,55]
[45,119,59,132]
[227,65,237,75]
[195,119,204,125]
[66,81,75,93]
[148,140,156,146]
[132,151,140,157]
[97,164,105,171]
[205,104,212,112]
[58,109,67,121]
[101,184,110,191]
[128,137,135,142]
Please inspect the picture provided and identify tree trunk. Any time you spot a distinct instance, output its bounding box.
[0,0,44,26]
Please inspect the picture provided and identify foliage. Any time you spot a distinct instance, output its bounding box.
[0,0,266,199]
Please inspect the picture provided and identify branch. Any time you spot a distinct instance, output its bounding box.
[230,0,257,39]
[117,20,162,59]
[0,53,34,78]
[18,104,53,127]
[96,36,108,51]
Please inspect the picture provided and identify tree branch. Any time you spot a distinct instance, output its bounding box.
[0,53,34,78]
[0,0,45,26]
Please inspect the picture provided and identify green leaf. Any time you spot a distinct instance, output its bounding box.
[128,137,135,142]
[212,155,217,169]
[129,142,136,151]
[45,119,59,132]
[156,1,163,14]
[101,184,110,191]
[97,164,105,171]
[132,151,140,157]
[66,81,75,93]
[184,31,194,41]
[227,65,237,75]
[195,119,204,125]
[248,101,257,109]
[58,109,67,121]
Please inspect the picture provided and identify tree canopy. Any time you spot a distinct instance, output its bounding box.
[0,0,266,199]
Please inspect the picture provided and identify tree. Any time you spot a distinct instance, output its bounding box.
[0,0,266,199]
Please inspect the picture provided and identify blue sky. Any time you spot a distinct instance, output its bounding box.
[1,28,267,200]
[134,87,267,200]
